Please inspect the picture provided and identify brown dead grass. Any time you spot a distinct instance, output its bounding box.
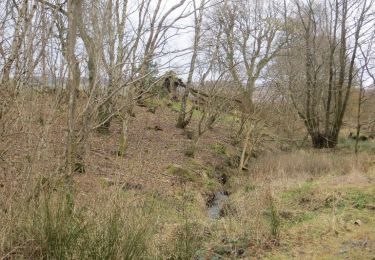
[1,91,375,259]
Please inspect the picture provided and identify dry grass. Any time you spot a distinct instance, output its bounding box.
[249,150,367,178]
[1,91,375,259]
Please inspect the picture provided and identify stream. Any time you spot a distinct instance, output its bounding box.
[207,191,229,219]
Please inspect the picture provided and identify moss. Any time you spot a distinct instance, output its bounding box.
[167,164,196,182]
[210,142,227,155]
[117,134,127,157]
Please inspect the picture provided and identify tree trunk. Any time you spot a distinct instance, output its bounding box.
[65,0,82,176]
[239,124,252,171]
[176,0,205,129]
[310,132,338,149]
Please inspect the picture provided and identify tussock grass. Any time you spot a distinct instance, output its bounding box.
[0,177,209,259]
[1,184,151,259]
[248,150,367,179]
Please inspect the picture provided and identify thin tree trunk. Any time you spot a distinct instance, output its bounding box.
[239,124,252,171]
[177,0,205,128]
[65,0,82,176]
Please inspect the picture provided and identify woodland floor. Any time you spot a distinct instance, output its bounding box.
[1,93,375,259]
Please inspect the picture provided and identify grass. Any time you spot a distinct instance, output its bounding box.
[281,182,315,202]
[2,188,152,259]
[1,150,374,259]
[342,187,375,209]
[210,142,227,155]
[2,92,375,259]
[338,137,375,153]
[0,180,210,259]
[166,164,197,181]
[219,112,240,125]
[184,144,196,157]
[170,100,203,119]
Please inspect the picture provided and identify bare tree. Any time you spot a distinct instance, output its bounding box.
[177,0,206,128]
[354,30,375,154]
[279,0,374,148]
[1,1,35,86]
[210,0,284,103]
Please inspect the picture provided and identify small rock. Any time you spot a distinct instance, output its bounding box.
[354,219,362,226]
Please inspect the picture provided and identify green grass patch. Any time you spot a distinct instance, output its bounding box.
[167,164,196,182]
[170,101,182,112]
[210,142,227,155]
[244,184,256,193]
[281,182,315,203]
[170,101,202,119]
[143,97,165,108]
[219,113,239,124]
[342,187,375,209]
[338,137,375,153]
[282,211,316,227]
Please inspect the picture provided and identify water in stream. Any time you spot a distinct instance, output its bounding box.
[208,191,229,219]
